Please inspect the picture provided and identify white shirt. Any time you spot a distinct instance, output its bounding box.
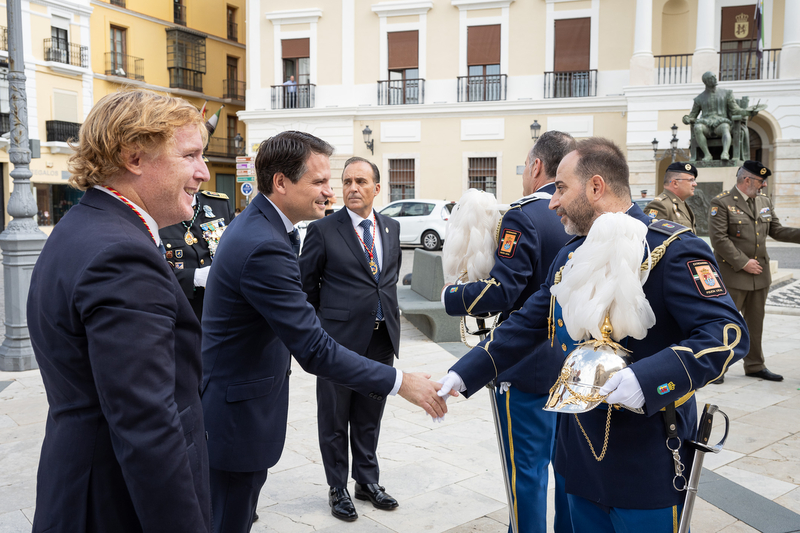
[346,207,383,270]
[94,185,161,247]
[264,194,296,233]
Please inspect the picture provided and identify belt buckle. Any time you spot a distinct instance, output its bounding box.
[374,321,381,330]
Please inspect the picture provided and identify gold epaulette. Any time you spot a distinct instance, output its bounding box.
[713,190,729,199]
[201,190,229,199]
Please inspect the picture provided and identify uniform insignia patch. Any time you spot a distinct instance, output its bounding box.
[449,286,458,293]
[760,207,770,215]
[648,209,658,218]
[711,207,718,216]
[657,382,676,395]
[760,167,767,175]
[203,205,215,219]
[175,250,183,259]
[497,229,521,258]
[688,260,727,297]
[685,164,692,171]
[175,262,184,269]
[165,251,173,259]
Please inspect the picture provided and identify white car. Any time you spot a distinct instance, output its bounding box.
[378,199,455,250]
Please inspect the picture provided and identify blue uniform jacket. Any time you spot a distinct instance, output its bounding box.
[443,182,569,394]
[201,194,397,473]
[451,205,748,509]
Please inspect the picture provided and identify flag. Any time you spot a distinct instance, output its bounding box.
[206,105,223,137]
[200,101,208,119]
[754,0,764,59]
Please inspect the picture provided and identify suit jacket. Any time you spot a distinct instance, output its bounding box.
[201,194,397,472]
[709,188,800,291]
[159,191,234,320]
[28,188,210,533]
[452,205,748,509]
[645,189,696,233]
[299,207,402,356]
[443,183,570,394]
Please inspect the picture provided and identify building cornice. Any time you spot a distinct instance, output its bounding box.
[91,73,244,107]
[451,0,513,10]
[32,0,93,17]
[624,78,800,100]
[265,9,323,25]
[371,1,433,17]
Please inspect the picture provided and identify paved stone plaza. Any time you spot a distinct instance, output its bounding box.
[3,247,800,532]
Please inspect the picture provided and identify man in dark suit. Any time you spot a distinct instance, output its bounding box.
[201,131,449,533]
[159,190,234,320]
[300,157,402,521]
[27,89,212,532]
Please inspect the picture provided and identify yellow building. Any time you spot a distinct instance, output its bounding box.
[3,0,247,230]
[242,0,800,238]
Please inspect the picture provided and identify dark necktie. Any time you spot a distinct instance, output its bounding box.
[359,219,383,321]
[289,228,301,258]
[747,197,755,216]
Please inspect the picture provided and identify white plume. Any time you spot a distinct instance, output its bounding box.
[442,189,502,283]
[550,212,655,342]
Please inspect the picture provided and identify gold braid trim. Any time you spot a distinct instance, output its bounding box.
[640,228,692,272]
[549,265,566,347]
[466,278,500,314]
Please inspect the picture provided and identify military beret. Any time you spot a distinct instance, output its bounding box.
[667,161,697,178]
[742,160,771,178]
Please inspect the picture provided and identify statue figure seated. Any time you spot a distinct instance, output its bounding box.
[682,71,766,161]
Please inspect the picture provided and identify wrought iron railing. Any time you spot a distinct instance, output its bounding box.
[377,79,424,105]
[227,21,238,42]
[46,120,81,143]
[0,26,7,51]
[174,3,187,26]
[110,0,125,6]
[205,136,243,158]
[105,52,145,81]
[271,83,315,109]
[456,74,507,102]
[169,68,203,92]
[655,54,692,84]
[44,38,88,68]
[544,70,597,98]
[720,48,780,81]
[223,79,245,101]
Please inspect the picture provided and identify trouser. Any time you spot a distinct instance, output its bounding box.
[728,286,768,373]
[317,325,395,487]
[567,492,686,533]
[495,386,562,533]
[209,467,268,533]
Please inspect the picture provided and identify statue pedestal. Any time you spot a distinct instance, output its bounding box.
[684,162,741,236]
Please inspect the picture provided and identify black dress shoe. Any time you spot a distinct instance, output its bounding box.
[252,511,259,522]
[746,368,784,381]
[329,487,358,521]
[710,375,725,384]
[354,482,399,510]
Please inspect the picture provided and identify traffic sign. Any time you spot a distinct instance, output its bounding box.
[236,175,255,183]
[236,163,255,170]
[236,156,254,163]
[241,182,254,196]
[237,169,255,176]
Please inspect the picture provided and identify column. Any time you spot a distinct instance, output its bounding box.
[629,0,654,85]
[780,0,800,79]
[692,0,717,82]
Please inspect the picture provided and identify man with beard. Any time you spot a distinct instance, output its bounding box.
[436,137,748,532]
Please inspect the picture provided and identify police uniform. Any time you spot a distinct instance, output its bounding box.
[159,190,233,321]
[451,205,748,532]
[709,161,800,376]
[443,182,570,533]
[644,162,697,233]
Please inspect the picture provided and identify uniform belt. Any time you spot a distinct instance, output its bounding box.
[374,321,385,330]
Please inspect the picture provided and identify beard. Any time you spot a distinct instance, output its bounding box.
[557,191,595,236]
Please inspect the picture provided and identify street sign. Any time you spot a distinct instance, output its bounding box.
[236,169,255,176]
[236,175,255,183]
[236,163,255,170]
[235,156,254,163]
[241,182,254,196]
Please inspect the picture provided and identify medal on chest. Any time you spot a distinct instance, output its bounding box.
[369,260,378,276]
[182,201,201,246]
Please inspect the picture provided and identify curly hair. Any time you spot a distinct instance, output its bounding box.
[68,89,207,190]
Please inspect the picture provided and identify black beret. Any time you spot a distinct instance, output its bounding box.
[667,161,697,178]
[742,160,771,178]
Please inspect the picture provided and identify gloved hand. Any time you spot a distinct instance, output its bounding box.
[599,367,645,409]
[194,266,211,288]
[432,372,466,423]
[498,382,511,394]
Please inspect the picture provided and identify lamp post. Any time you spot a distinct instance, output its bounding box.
[653,123,689,163]
[0,0,47,370]
[362,125,374,155]
[530,119,541,142]
[233,132,244,155]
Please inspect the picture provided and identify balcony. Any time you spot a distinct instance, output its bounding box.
[169,68,202,92]
[105,52,145,81]
[456,74,507,102]
[46,120,81,143]
[0,26,6,51]
[227,20,238,42]
[110,0,125,6]
[44,38,88,68]
[270,83,315,109]
[655,54,692,85]
[377,79,424,105]
[205,136,243,159]
[223,79,245,101]
[720,49,780,81]
[543,70,597,98]
[174,3,187,26]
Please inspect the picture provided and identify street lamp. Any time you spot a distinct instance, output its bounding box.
[362,125,374,155]
[530,119,541,142]
[233,132,244,155]
[653,124,689,163]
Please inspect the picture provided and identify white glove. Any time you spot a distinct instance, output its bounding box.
[498,382,511,394]
[432,372,466,423]
[194,266,211,288]
[599,367,645,409]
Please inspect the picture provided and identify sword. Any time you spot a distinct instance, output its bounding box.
[678,403,729,533]
[463,316,518,533]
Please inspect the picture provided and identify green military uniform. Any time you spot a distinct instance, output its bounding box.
[644,189,696,233]
[709,183,800,373]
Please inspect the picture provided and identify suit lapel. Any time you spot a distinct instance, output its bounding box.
[375,212,392,273]
[337,208,376,281]
[253,194,293,247]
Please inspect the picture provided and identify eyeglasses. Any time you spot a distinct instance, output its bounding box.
[748,176,768,183]
[673,178,697,183]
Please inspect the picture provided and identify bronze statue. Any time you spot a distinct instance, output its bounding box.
[682,71,766,161]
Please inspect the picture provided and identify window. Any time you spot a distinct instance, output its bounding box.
[227,6,237,41]
[282,38,310,85]
[719,5,759,81]
[466,25,502,101]
[387,31,420,105]
[468,157,497,195]
[49,16,69,64]
[403,202,434,216]
[214,174,236,211]
[227,56,238,82]
[388,159,415,201]
[551,18,593,97]
[167,28,206,92]
[110,26,126,73]
[174,0,186,26]
[226,115,237,154]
